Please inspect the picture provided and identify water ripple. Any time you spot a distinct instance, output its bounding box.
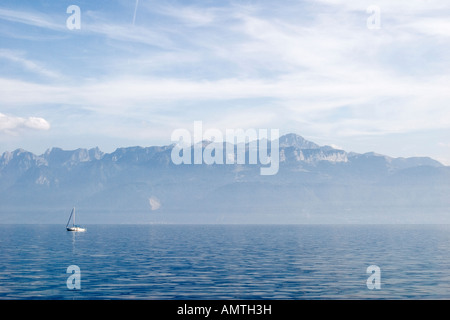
[1,224,450,299]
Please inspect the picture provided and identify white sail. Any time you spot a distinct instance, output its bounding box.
[66,208,74,228]
[66,207,86,232]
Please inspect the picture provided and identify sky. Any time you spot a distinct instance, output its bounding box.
[0,0,449,164]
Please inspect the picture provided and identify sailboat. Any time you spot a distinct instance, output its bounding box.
[66,207,86,232]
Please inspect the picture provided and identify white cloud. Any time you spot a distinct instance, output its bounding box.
[0,113,50,135]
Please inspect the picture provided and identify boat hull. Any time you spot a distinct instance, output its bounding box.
[66,227,86,232]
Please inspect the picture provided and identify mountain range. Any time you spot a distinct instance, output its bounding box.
[1,133,449,224]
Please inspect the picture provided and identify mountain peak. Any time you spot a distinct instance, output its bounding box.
[279,133,320,149]
[42,147,104,166]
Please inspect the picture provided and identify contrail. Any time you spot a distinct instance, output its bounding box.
[132,0,139,25]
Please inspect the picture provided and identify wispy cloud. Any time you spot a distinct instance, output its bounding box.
[0,5,173,48]
[0,49,62,79]
[0,7,63,31]
[86,22,174,48]
[0,1,449,162]
[152,3,218,27]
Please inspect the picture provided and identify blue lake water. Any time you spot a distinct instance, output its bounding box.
[1,224,450,300]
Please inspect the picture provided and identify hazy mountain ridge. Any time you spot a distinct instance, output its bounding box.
[0,134,448,224]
